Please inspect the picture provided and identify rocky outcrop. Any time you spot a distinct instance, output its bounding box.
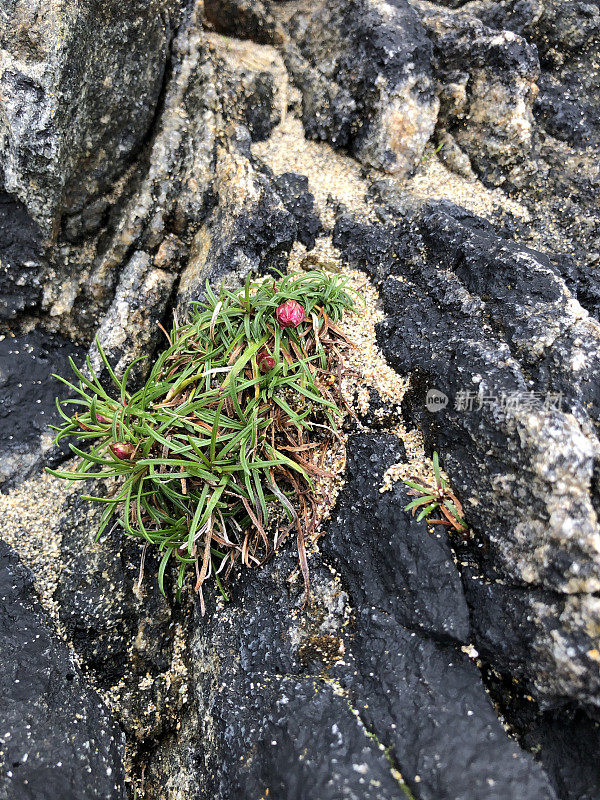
[414,1,539,187]
[282,0,439,175]
[0,330,84,489]
[335,199,600,715]
[0,540,126,800]
[159,433,556,800]
[0,0,188,239]
[2,0,600,797]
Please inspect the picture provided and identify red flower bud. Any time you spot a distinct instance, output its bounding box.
[109,442,136,460]
[257,348,276,372]
[276,299,305,329]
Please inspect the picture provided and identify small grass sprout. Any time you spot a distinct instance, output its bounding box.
[48,271,357,611]
[402,452,469,537]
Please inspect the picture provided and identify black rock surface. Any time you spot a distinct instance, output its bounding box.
[0,330,84,489]
[0,540,126,800]
[175,433,557,800]
[0,193,44,321]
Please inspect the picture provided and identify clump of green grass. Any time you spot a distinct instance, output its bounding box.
[48,271,356,611]
[402,452,469,537]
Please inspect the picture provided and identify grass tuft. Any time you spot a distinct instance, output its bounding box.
[402,451,469,538]
[48,271,356,611]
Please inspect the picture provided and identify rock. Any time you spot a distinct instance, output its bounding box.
[86,251,176,389]
[206,33,288,142]
[0,330,84,490]
[413,0,539,188]
[462,565,600,714]
[514,706,600,800]
[0,540,126,800]
[159,433,557,799]
[320,434,470,643]
[273,172,322,250]
[75,9,218,328]
[176,137,298,308]
[333,199,600,711]
[0,0,188,238]
[0,0,187,238]
[204,0,280,45]
[55,488,193,764]
[195,673,409,800]
[282,0,439,175]
[474,0,600,148]
[344,609,556,800]
[0,193,44,320]
[432,0,600,277]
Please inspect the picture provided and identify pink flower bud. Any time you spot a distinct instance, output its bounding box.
[276,299,306,329]
[257,348,276,372]
[96,414,111,424]
[109,442,136,460]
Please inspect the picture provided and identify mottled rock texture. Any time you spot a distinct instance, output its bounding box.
[335,199,600,714]
[282,0,439,175]
[1,0,599,798]
[0,0,188,238]
[415,0,539,187]
[0,540,126,800]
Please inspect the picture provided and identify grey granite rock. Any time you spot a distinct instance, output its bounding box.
[176,136,298,309]
[413,0,539,188]
[0,0,188,238]
[86,251,176,389]
[0,540,126,800]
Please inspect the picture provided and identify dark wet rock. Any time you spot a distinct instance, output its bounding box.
[204,0,280,45]
[173,433,556,800]
[343,609,556,800]
[56,488,192,760]
[0,540,126,800]
[198,674,409,800]
[525,714,600,800]
[0,0,188,238]
[343,387,404,434]
[462,565,600,714]
[413,0,539,188]
[273,172,322,249]
[321,434,470,643]
[282,0,439,175]
[478,658,600,800]
[333,200,600,712]
[428,0,600,273]
[0,330,84,489]
[0,193,44,320]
